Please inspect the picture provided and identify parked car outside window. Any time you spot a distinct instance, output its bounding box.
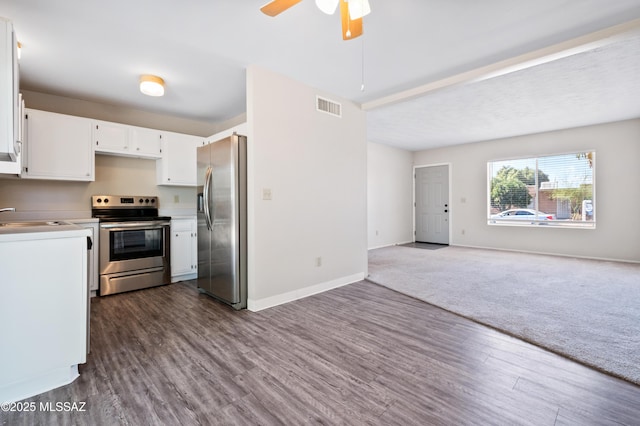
[490,209,555,223]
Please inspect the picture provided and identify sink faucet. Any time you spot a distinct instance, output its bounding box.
[0,208,16,213]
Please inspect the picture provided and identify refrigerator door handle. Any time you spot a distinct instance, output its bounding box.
[203,166,213,230]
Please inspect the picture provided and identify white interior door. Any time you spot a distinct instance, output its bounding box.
[415,165,449,244]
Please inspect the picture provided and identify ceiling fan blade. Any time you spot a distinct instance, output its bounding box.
[340,0,363,40]
[260,0,303,17]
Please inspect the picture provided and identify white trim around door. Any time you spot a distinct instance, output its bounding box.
[414,163,452,245]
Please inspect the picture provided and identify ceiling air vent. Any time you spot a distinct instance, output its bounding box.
[316,96,342,118]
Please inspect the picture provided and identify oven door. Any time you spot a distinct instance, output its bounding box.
[99,221,170,275]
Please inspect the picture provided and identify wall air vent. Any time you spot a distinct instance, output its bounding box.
[316,96,342,118]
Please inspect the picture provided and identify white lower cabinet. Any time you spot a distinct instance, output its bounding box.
[170,217,197,282]
[0,227,90,403]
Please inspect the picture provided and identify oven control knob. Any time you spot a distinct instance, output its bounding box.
[151,199,156,204]
[103,198,109,204]
[139,198,144,204]
[96,198,102,203]
[145,198,150,203]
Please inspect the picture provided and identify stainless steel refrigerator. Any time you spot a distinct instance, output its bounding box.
[197,134,247,309]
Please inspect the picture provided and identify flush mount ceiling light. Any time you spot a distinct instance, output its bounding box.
[139,74,165,97]
[261,0,371,40]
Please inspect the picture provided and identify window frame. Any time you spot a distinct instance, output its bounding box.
[487,150,596,229]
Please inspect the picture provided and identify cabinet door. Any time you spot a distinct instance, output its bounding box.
[190,218,198,274]
[157,132,202,186]
[131,127,161,158]
[70,221,99,293]
[171,218,195,278]
[23,109,94,181]
[93,120,129,153]
[0,18,18,163]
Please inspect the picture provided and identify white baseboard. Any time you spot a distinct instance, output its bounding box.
[368,240,414,250]
[451,243,640,264]
[171,272,197,283]
[247,272,365,312]
[1,365,79,404]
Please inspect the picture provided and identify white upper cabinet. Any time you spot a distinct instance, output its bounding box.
[0,17,20,169]
[156,131,203,186]
[131,127,162,158]
[92,120,128,152]
[94,120,162,159]
[15,108,202,183]
[23,108,94,181]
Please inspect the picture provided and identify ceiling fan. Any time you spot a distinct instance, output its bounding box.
[260,0,371,40]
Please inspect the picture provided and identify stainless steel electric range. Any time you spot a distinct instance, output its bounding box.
[92,195,171,296]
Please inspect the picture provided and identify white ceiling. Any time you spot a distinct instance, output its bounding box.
[2,0,640,150]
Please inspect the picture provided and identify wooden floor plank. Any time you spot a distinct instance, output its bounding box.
[3,280,640,425]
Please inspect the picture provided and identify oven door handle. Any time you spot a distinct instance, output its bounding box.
[203,166,213,230]
[100,221,170,230]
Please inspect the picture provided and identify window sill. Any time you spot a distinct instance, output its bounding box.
[488,220,596,229]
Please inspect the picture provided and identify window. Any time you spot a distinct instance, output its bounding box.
[487,152,595,228]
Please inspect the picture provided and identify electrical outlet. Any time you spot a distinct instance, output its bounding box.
[262,188,272,200]
[174,195,180,203]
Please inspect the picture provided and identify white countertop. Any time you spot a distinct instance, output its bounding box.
[0,210,93,222]
[0,221,91,241]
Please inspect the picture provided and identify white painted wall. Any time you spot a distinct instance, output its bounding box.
[413,118,640,262]
[246,65,368,310]
[367,141,414,248]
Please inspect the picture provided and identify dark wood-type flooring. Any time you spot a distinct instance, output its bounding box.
[3,280,640,425]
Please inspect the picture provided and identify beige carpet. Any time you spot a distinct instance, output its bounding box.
[367,245,640,385]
